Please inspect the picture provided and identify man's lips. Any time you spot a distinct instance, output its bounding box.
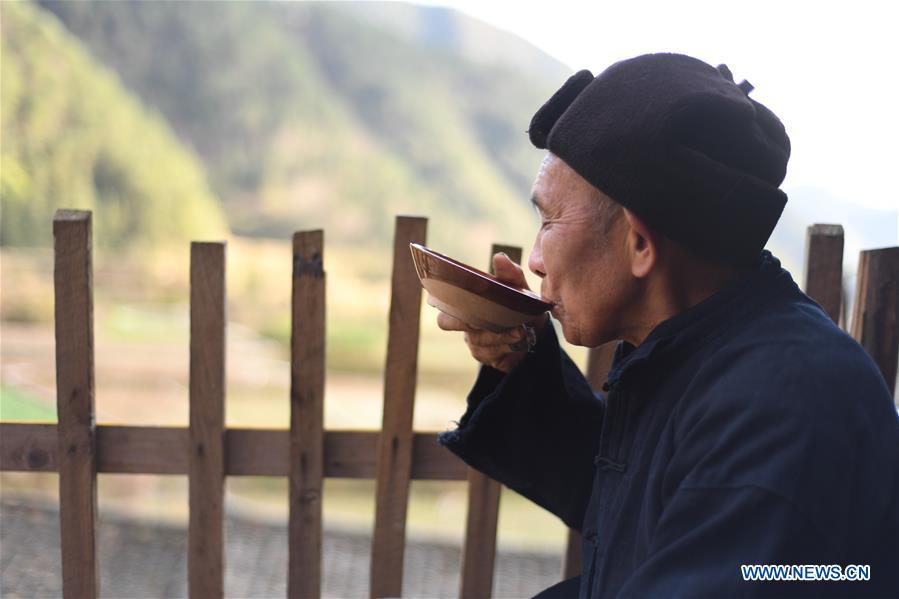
[541,286,560,315]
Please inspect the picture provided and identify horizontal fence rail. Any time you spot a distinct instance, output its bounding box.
[0,425,468,479]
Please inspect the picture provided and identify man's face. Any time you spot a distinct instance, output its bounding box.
[527,155,631,347]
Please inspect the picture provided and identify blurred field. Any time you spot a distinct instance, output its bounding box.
[0,384,56,421]
[1,240,584,551]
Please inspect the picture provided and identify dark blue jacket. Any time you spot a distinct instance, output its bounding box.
[438,252,899,598]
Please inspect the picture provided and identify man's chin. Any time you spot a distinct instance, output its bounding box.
[552,307,592,346]
[558,319,610,348]
[556,319,585,347]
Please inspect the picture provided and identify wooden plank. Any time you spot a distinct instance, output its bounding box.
[459,244,521,599]
[460,472,502,598]
[227,429,377,479]
[1,424,189,475]
[1,425,469,479]
[98,426,188,474]
[324,430,377,479]
[0,422,57,472]
[488,244,522,271]
[53,209,99,599]
[228,429,391,479]
[850,247,899,396]
[227,428,289,476]
[562,341,617,579]
[188,242,226,599]
[804,224,844,324]
[289,231,326,598]
[370,215,427,599]
[410,431,467,480]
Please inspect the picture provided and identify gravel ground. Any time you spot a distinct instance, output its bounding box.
[0,497,564,598]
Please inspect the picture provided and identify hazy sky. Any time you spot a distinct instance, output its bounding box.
[428,0,898,222]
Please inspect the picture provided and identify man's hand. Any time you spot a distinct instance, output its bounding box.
[436,252,548,373]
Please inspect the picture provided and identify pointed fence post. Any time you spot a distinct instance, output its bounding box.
[188,242,227,598]
[54,209,99,599]
[288,230,326,598]
[850,246,899,396]
[370,216,427,599]
[804,224,844,324]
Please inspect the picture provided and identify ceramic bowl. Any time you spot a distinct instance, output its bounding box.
[409,243,552,332]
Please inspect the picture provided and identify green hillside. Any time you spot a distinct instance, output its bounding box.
[330,2,571,84]
[0,1,228,249]
[35,1,562,260]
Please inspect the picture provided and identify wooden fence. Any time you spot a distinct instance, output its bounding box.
[1,211,897,598]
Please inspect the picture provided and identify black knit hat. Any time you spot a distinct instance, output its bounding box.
[528,53,791,265]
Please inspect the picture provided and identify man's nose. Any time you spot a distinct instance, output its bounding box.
[528,244,546,279]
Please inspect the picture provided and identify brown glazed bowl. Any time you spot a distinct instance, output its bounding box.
[409,243,553,332]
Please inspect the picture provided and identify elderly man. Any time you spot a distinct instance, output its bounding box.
[436,54,899,598]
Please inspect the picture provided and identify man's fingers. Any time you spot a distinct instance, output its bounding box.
[470,344,524,366]
[495,353,526,373]
[436,311,474,332]
[433,294,531,373]
[464,327,524,347]
[492,253,529,290]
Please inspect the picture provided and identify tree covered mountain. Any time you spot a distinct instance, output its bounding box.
[329,2,571,85]
[34,1,566,259]
[1,1,228,248]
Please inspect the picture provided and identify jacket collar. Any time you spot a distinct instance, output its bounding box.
[603,251,797,391]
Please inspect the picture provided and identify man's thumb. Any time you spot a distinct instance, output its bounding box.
[492,252,529,290]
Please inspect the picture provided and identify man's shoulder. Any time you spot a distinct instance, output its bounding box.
[710,292,886,394]
[671,292,899,547]
[724,290,854,352]
[681,292,895,433]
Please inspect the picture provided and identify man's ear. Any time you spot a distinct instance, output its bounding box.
[621,208,658,279]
